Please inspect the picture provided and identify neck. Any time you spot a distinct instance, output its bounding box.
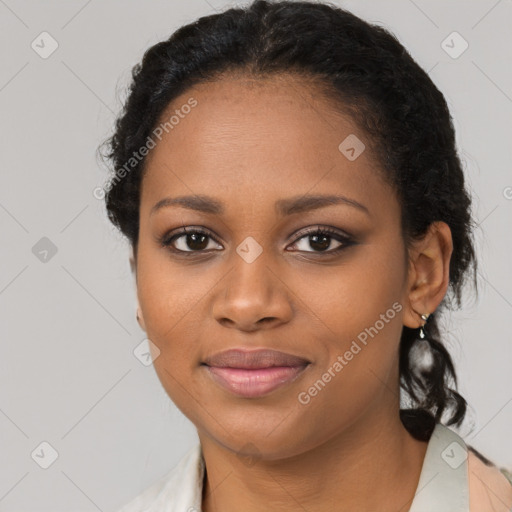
[199,403,429,512]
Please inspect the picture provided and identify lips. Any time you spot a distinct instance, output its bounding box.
[201,348,311,398]
[202,348,311,369]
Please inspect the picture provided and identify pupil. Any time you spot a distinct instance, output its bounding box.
[310,234,330,251]
[188,233,208,250]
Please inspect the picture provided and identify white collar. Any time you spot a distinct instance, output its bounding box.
[118,422,470,512]
[408,422,469,512]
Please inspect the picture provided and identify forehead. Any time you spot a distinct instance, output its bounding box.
[140,74,394,220]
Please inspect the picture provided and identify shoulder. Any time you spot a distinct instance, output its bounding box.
[116,471,171,512]
[115,443,204,512]
[467,447,512,512]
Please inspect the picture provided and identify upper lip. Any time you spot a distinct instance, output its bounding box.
[202,348,311,369]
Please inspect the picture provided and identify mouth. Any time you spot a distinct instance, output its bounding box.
[201,348,311,398]
[202,348,311,369]
[202,364,310,398]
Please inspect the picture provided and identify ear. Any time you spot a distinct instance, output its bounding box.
[130,246,146,332]
[136,303,147,332]
[402,221,453,329]
[129,246,136,277]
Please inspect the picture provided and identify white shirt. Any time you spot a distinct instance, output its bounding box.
[116,422,512,512]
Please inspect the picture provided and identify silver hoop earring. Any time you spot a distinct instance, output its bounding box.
[419,313,430,339]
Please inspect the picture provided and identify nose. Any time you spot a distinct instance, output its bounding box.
[212,257,294,332]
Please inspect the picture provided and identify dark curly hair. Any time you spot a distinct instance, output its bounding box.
[98,0,479,443]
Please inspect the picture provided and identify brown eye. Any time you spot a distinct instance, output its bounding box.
[160,227,222,253]
[159,225,354,257]
[288,227,354,254]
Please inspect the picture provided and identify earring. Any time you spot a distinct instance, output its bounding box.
[419,313,430,339]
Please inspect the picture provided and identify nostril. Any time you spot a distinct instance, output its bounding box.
[257,317,276,325]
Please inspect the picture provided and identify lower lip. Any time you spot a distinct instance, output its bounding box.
[204,365,309,398]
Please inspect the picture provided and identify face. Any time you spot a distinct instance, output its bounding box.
[134,74,414,460]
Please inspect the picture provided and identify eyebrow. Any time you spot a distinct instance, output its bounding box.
[150,193,370,217]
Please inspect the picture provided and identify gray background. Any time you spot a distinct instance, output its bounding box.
[1,0,511,510]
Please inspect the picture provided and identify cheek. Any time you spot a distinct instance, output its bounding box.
[138,270,203,419]
[293,297,403,436]
[136,256,205,378]
[292,233,405,338]
[135,251,231,411]
[136,242,208,336]
[291,236,406,391]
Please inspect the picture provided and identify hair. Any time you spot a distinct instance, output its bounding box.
[98,0,479,443]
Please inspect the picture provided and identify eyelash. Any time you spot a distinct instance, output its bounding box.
[158,225,354,257]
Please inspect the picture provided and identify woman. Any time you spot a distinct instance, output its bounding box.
[99,1,512,510]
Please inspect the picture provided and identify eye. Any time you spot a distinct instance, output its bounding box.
[159,225,354,256]
[159,226,222,253]
[287,226,353,254]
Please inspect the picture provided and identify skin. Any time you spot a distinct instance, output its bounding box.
[131,73,453,512]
